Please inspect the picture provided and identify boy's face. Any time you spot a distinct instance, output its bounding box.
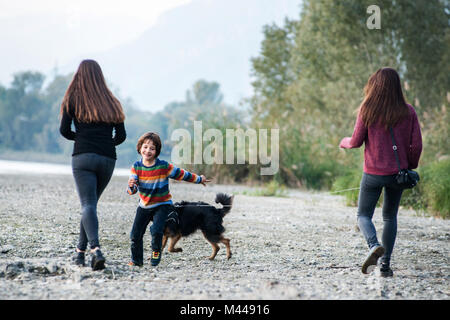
[140,139,157,162]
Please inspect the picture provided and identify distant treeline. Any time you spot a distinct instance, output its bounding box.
[0,74,247,173]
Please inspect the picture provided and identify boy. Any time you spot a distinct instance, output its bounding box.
[127,132,210,266]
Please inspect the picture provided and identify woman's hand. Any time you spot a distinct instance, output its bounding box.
[200,175,211,186]
[339,137,352,149]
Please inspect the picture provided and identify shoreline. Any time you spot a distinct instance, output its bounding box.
[0,159,130,176]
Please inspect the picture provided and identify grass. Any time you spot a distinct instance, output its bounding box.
[239,180,289,198]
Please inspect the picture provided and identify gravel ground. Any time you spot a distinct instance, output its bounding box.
[0,174,449,300]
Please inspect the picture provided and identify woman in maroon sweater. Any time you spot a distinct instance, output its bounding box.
[340,68,422,277]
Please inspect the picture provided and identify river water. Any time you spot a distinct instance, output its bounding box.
[0,159,130,176]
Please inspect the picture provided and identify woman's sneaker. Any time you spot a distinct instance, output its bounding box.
[380,263,394,277]
[150,251,161,266]
[73,250,85,266]
[361,245,385,274]
[91,249,106,271]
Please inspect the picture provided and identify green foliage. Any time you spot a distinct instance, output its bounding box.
[0,72,72,153]
[420,104,450,165]
[330,160,450,219]
[250,0,449,191]
[331,169,362,206]
[249,0,449,216]
[420,159,450,218]
[399,186,427,213]
[240,180,288,197]
[170,80,249,183]
[398,160,450,219]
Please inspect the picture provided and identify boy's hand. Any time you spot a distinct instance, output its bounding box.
[128,178,138,188]
[200,175,211,186]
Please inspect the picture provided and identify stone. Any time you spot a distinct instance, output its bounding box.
[1,245,14,253]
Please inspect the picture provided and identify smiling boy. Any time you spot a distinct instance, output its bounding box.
[127,132,209,266]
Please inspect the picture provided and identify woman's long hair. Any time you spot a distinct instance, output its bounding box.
[60,59,125,123]
[358,67,409,129]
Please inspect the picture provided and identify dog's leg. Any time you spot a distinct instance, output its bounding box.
[202,232,220,260]
[208,242,220,260]
[168,234,183,253]
[162,234,168,252]
[220,237,232,259]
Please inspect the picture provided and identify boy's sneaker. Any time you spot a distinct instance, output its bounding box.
[150,251,162,266]
[127,261,143,267]
[91,249,106,271]
[361,245,385,274]
[380,263,394,277]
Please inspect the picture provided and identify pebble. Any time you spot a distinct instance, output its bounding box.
[1,243,13,252]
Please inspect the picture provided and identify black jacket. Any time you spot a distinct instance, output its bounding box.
[59,107,126,160]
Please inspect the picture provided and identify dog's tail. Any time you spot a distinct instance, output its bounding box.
[215,193,234,217]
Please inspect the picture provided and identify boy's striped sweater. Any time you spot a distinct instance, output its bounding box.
[127,158,202,208]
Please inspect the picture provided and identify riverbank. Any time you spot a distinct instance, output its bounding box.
[0,174,448,299]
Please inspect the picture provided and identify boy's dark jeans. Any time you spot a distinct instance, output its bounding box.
[72,153,116,251]
[357,173,404,265]
[130,204,174,265]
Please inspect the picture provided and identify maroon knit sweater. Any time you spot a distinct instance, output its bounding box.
[339,104,422,175]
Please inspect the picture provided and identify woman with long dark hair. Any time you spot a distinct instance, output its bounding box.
[340,68,422,277]
[60,59,126,270]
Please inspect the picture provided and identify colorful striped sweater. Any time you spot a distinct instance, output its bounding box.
[127,158,202,208]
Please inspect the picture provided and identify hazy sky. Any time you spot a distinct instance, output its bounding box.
[0,0,302,111]
[0,0,191,85]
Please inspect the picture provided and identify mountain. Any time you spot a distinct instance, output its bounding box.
[62,0,302,111]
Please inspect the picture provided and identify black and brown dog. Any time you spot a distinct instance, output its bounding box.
[162,193,234,260]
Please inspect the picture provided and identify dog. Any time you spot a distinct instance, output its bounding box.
[162,193,234,260]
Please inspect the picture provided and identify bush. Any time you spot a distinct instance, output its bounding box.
[399,184,427,212]
[331,169,362,206]
[420,159,450,219]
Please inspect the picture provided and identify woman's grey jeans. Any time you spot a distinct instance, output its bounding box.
[72,153,115,250]
[357,173,404,265]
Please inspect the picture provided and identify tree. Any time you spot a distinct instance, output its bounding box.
[250,0,449,188]
[0,72,48,150]
[187,80,224,105]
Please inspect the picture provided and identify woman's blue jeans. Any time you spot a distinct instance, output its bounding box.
[357,173,404,265]
[72,153,115,251]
